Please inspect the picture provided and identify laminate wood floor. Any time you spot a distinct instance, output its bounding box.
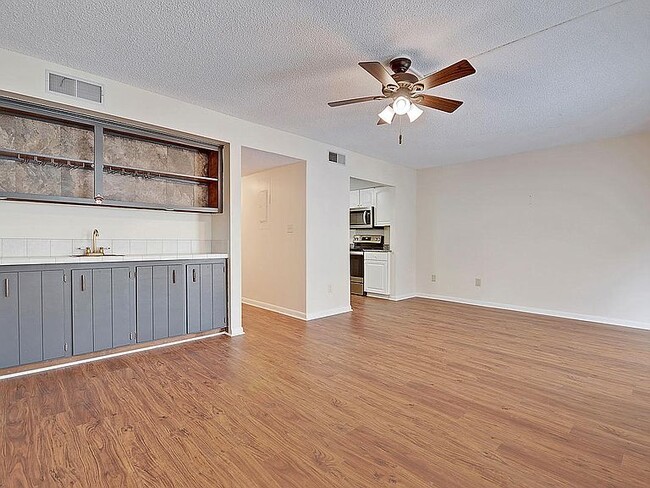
[1,296,649,487]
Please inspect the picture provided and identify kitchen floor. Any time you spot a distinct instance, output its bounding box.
[2,296,649,487]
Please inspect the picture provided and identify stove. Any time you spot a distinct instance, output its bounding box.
[350,235,384,295]
[351,234,384,251]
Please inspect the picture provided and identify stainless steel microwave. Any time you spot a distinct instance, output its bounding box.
[350,207,374,229]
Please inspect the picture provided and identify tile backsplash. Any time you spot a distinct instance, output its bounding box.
[0,238,227,258]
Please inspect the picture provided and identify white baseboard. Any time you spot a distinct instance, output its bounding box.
[416,293,650,331]
[242,297,307,320]
[390,293,418,301]
[306,306,353,321]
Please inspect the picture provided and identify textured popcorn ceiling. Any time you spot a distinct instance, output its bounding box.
[2,0,649,168]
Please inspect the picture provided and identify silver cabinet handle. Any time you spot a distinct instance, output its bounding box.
[172,269,176,284]
[81,274,86,292]
[3,278,8,298]
[192,268,197,283]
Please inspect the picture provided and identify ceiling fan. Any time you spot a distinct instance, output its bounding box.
[328,57,476,126]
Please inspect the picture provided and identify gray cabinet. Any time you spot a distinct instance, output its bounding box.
[0,273,19,368]
[187,262,227,333]
[72,267,134,355]
[0,270,68,368]
[1,258,226,371]
[212,261,227,329]
[168,265,187,337]
[187,264,201,333]
[136,265,188,342]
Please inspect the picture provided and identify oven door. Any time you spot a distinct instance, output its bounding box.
[350,251,365,295]
[350,207,373,229]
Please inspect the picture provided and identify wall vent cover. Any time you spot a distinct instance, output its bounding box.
[328,151,346,165]
[48,72,103,103]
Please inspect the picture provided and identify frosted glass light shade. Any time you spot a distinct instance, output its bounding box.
[378,105,395,124]
[407,104,423,122]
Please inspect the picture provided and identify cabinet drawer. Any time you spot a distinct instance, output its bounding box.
[364,252,389,261]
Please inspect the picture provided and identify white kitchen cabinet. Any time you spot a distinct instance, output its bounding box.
[364,252,391,295]
[374,186,395,227]
[349,190,360,208]
[359,188,375,207]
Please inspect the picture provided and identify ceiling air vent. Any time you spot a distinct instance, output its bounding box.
[328,151,346,165]
[48,72,103,103]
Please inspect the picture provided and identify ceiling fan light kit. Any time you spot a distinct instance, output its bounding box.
[328,56,476,143]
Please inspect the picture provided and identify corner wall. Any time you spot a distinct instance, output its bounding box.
[416,132,650,329]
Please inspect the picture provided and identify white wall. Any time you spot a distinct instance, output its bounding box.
[416,132,650,328]
[242,162,306,317]
[0,47,414,323]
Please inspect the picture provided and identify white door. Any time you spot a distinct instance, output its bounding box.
[364,260,389,294]
[349,190,360,208]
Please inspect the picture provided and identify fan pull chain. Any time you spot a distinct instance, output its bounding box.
[398,116,403,145]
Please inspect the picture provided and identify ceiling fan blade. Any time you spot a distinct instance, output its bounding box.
[328,96,385,107]
[359,62,397,87]
[415,59,476,91]
[416,95,464,113]
[377,118,388,126]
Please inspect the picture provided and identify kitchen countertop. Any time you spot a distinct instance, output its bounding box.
[0,253,228,266]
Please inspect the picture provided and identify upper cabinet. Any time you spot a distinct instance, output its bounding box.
[0,97,223,213]
[350,189,360,208]
[349,188,375,208]
[374,186,395,227]
[359,188,375,207]
[349,186,395,227]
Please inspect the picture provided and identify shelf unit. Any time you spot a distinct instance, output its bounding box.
[0,97,224,213]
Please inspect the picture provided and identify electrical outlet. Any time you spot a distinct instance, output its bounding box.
[327,284,332,294]
[475,278,481,287]
[431,274,437,282]
[287,224,294,234]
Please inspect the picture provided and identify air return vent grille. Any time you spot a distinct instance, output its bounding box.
[328,151,346,165]
[48,72,103,103]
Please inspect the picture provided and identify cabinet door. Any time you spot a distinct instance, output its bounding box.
[92,268,113,352]
[364,260,389,295]
[212,262,227,329]
[72,270,93,355]
[136,266,154,343]
[0,273,19,368]
[152,266,170,340]
[349,190,360,208]
[359,188,375,207]
[200,264,213,332]
[187,265,201,333]
[112,267,132,347]
[168,265,187,337]
[18,271,43,365]
[374,186,395,226]
[42,270,67,361]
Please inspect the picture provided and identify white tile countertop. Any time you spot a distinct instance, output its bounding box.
[0,253,228,266]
